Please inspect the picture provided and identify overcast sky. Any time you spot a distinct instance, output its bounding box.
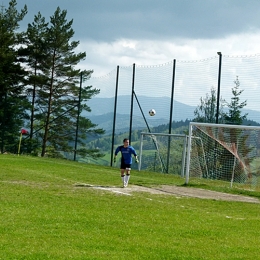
[5,0,260,76]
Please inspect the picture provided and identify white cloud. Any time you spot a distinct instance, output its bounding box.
[81,32,260,114]
[78,31,260,77]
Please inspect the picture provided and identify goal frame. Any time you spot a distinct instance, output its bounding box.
[185,122,260,185]
[139,132,187,175]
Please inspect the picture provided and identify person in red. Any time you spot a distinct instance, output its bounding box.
[114,138,138,187]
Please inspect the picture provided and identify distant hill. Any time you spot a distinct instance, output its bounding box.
[84,95,260,132]
[87,113,169,134]
[86,95,195,119]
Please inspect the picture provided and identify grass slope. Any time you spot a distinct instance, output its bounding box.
[1,155,260,259]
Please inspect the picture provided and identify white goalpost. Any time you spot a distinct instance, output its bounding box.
[139,132,187,175]
[185,122,260,189]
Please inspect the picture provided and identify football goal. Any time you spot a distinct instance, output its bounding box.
[139,132,187,175]
[185,122,260,189]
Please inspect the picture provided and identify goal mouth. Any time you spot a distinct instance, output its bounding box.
[139,132,187,175]
[185,122,260,189]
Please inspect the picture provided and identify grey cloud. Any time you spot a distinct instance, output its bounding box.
[10,0,260,42]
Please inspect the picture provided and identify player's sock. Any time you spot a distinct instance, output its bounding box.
[125,174,130,186]
[121,175,125,187]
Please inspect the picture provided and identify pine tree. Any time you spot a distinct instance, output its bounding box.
[0,0,29,153]
[25,7,104,158]
[220,77,250,181]
[24,12,49,140]
[223,76,247,125]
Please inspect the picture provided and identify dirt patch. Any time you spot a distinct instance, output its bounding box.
[76,184,260,203]
[153,185,260,203]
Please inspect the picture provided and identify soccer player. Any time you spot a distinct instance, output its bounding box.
[114,138,138,187]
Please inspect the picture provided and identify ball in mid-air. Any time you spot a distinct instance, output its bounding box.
[149,109,156,116]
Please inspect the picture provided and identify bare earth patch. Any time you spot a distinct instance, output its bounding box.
[76,184,260,203]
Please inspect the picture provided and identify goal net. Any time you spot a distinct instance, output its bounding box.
[185,122,260,190]
[139,132,187,175]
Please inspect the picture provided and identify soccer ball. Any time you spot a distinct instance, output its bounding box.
[149,109,156,116]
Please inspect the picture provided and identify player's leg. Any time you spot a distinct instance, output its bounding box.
[124,164,131,187]
[120,168,126,187]
[120,159,127,187]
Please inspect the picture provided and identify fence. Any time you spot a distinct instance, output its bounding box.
[86,53,260,169]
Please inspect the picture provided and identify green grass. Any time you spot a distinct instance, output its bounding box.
[1,154,260,259]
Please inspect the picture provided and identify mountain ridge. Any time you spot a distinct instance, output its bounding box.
[84,95,260,132]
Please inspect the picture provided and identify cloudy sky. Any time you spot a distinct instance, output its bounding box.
[6,0,260,77]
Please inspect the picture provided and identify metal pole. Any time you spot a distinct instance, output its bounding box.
[215,53,222,177]
[185,123,193,184]
[133,91,151,133]
[216,52,222,124]
[110,66,120,166]
[138,133,144,171]
[74,71,83,161]
[166,59,176,173]
[181,136,188,177]
[129,63,135,143]
[168,59,176,134]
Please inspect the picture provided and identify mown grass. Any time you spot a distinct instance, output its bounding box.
[1,154,260,259]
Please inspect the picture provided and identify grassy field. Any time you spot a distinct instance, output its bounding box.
[1,154,260,259]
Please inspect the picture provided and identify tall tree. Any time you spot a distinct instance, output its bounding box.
[193,87,225,123]
[0,0,29,153]
[26,7,104,158]
[223,76,247,125]
[220,77,250,180]
[24,12,49,140]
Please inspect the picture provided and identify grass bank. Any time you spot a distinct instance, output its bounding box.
[1,155,260,259]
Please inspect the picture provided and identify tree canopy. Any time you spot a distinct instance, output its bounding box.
[193,77,247,125]
[0,0,105,160]
[223,77,248,125]
[0,0,29,153]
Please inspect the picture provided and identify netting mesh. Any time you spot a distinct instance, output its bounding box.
[85,54,260,169]
[221,55,260,113]
[186,123,260,190]
[82,69,117,164]
[133,62,173,129]
[139,133,186,175]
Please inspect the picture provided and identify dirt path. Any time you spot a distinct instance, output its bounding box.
[78,184,260,203]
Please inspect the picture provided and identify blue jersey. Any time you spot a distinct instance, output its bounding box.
[115,145,137,164]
